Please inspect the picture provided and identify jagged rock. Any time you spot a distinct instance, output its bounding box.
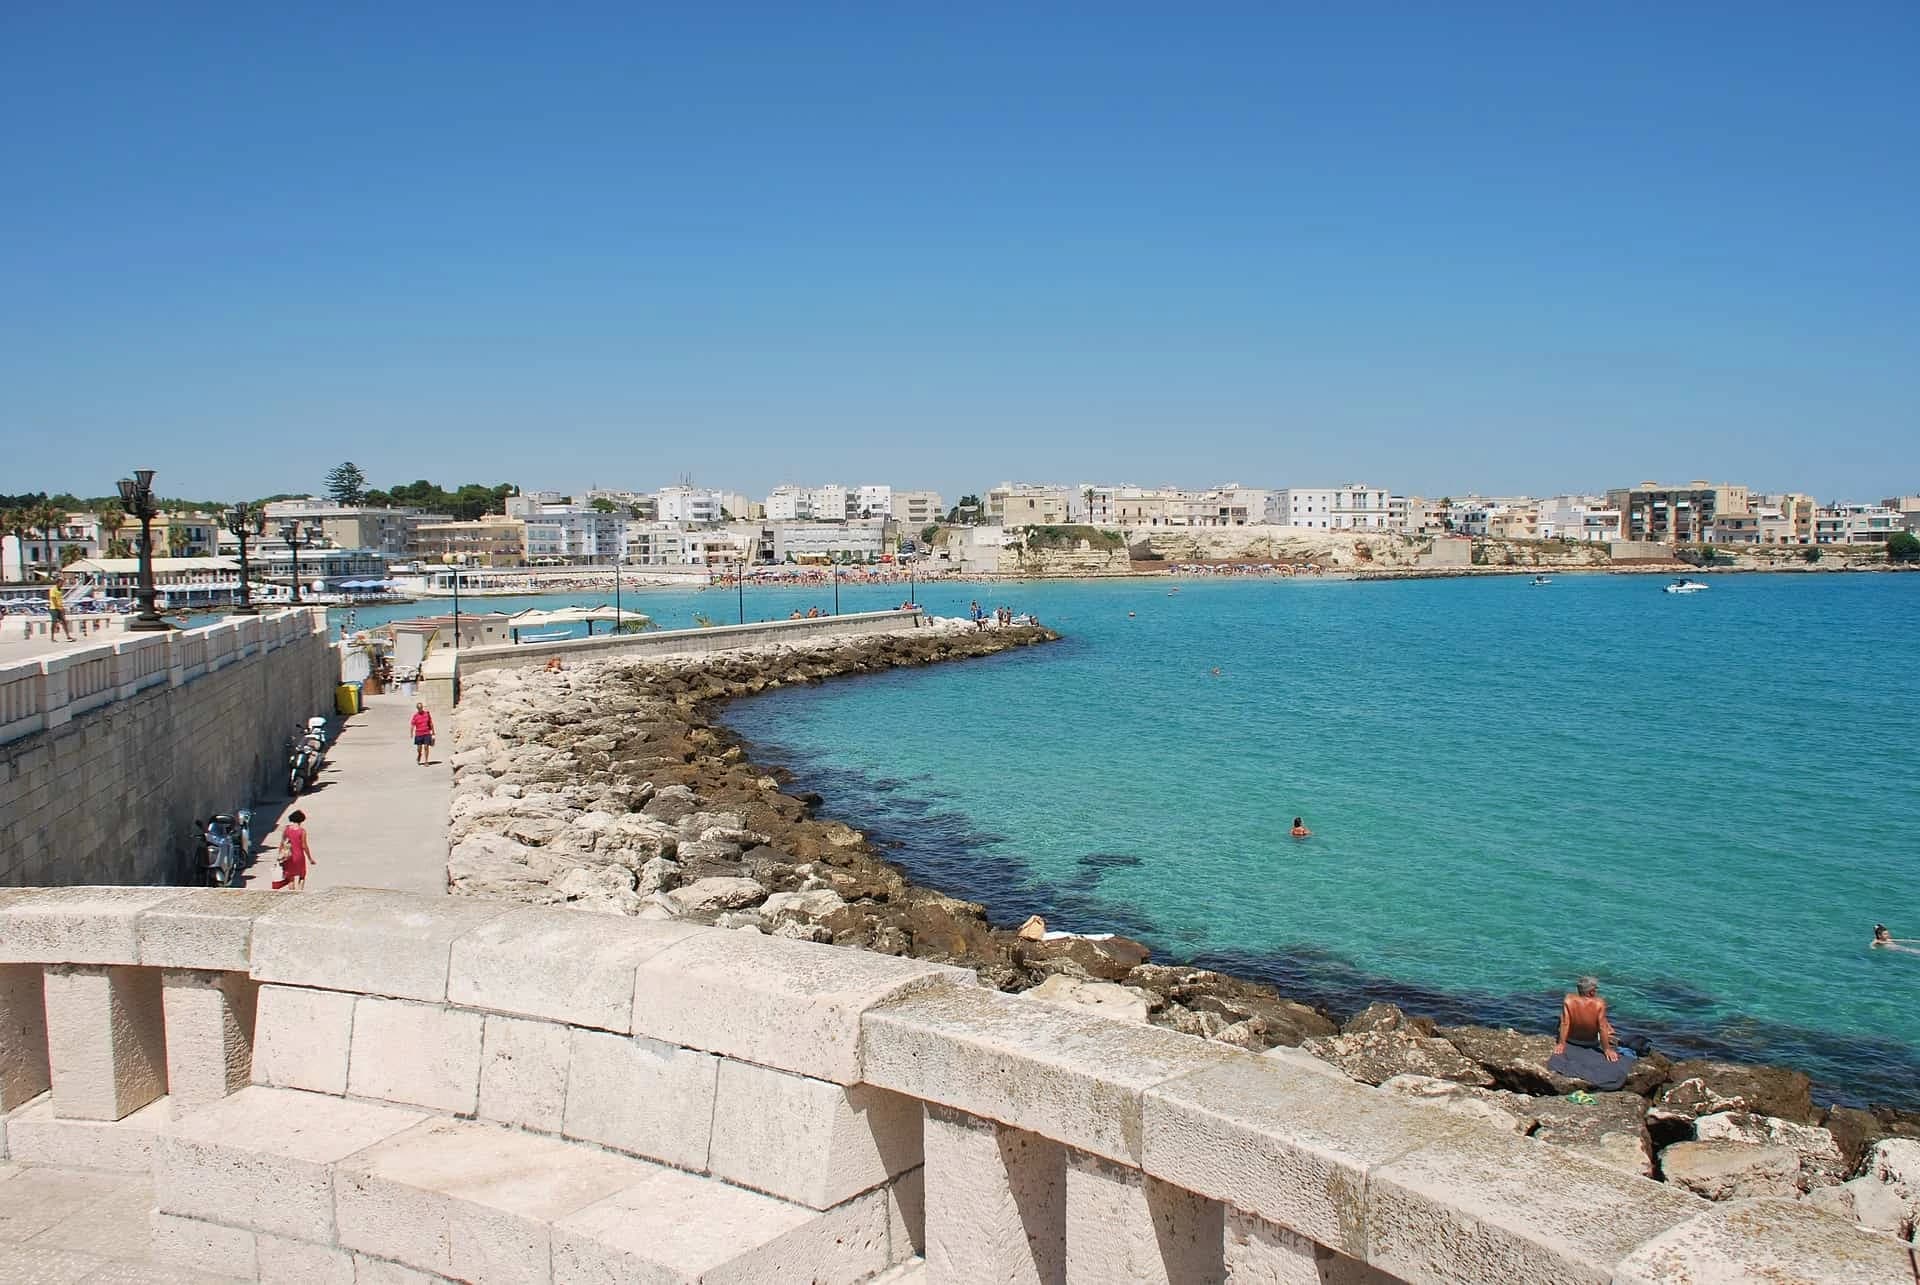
[1532,1093,1654,1179]
[669,876,768,914]
[676,838,744,865]
[1869,1138,1920,1188]
[1822,1106,1885,1174]
[770,919,833,943]
[1345,1003,1433,1036]
[642,785,702,823]
[551,865,641,916]
[1439,1026,1582,1096]
[1300,1032,1495,1088]
[1262,1045,1354,1081]
[677,810,745,838]
[820,822,863,848]
[1153,1005,1230,1039]
[1378,1074,1537,1136]
[1807,1175,1920,1239]
[1693,1112,1847,1188]
[712,911,764,932]
[1622,1049,1672,1097]
[502,815,570,847]
[635,857,682,896]
[595,815,678,860]
[1022,975,1152,1025]
[760,888,849,928]
[1658,1140,1801,1200]
[1657,1060,1817,1126]
[1019,934,1152,982]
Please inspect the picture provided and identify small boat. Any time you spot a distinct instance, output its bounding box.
[1664,578,1710,594]
[1530,575,1553,586]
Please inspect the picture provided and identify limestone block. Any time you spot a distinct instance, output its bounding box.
[1365,1122,1707,1283]
[1657,1140,1801,1201]
[156,1085,426,1242]
[888,1163,927,1261]
[1223,1208,1397,1284]
[151,1210,258,1278]
[160,969,258,1110]
[257,1234,355,1284]
[1140,1055,1476,1258]
[477,1014,571,1133]
[1613,1197,1915,1284]
[707,1058,922,1209]
[0,886,186,964]
[351,1252,455,1283]
[866,985,1239,1165]
[253,984,356,1095]
[1062,1150,1223,1285]
[922,1104,1066,1285]
[447,904,701,1033]
[347,998,485,1115]
[561,1028,717,1171]
[42,963,168,1120]
[336,1115,665,1284]
[553,1166,889,1284]
[251,888,511,1002]
[136,888,282,971]
[634,928,975,1084]
[0,963,49,1111]
[3,1093,172,1171]
[1025,975,1151,1023]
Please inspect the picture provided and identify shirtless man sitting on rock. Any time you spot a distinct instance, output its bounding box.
[1547,975,1636,1092]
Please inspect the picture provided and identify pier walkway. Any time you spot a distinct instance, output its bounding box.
[247,691,449,897]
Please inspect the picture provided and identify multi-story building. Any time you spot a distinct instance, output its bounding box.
[772,520,886,563]
[806,484,851,523]
[412,517,527,566]
[891,490,944,529]
[986,484,1071,526]
[763,486,811,522]
[654,486,724,526]
[1275,486,1393,530]
[1815,503,1905,545]
[1535,496,1622,543]
[522,510,625,564]
[1452,501,1540,540]
[717,493,760,522]
[855,486,892,519]
[1880,495,1920,534]
[261,501,453,559]
[1606,482,1752,544]
[3,513,103,577]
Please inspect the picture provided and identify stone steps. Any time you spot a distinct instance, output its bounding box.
[153,1084,906,1282]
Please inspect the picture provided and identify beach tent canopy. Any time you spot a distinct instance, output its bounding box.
[539,605,652,626]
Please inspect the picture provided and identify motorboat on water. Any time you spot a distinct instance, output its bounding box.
[1530,575,1553,586]
[1664,578,1711,594]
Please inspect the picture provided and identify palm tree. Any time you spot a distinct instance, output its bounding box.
[166,522,191,558]
[96,504,126,562]
[28,501,63,578]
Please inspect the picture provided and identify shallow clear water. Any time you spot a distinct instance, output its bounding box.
[714,574,1920,1107]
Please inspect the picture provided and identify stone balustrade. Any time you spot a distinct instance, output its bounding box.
[0,886,1902,1283]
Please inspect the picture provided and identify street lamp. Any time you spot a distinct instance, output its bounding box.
[115,469,169,631]
[737,560,745,624]
[278,522,315,606]
[225,503,266,615]
[833,561,840,616]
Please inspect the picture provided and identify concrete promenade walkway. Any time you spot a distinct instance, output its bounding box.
[251,691,449,897]
[0,1161,244,1282]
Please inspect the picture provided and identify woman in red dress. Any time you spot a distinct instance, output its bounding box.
[273,810,315,890]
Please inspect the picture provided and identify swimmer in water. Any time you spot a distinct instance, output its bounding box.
[1210,667,1222,677]
[1290,816,1311,838]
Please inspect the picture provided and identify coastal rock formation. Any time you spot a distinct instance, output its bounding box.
[1024,975,1151,1023]
[1653,1060,1818,1126]
[1658,1140,1803,1201]
[1531,1092,1655,1179]
[1300,1031,1495,1088]
[1438,1024,1582,1096]
[1377,1074,1536,1135]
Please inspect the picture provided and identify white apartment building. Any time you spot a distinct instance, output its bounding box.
[717,493,759,521]
[892,490,944,528]
[627,522,743,566]
[807,484,851,522]
[522,510,625,563]
[763,486,811,522]
[1815,503,1905,545]
[772,520,886,563]
[855,485,892,519]
[1535,495,1623,543]
[1276,486,1393,530]
[654,486,724,526]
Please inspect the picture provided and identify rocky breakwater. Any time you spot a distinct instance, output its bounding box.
[444,618,1920,1246]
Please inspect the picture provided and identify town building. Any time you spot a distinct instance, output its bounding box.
[63,556,240,607]
[1275,486,1393,530]
[1535,496,1623,543]
[986,484,1071,525]
[855,485,892,519]
[772,520,886,563]
[412,517,528,566]
[1881,495,1920,534]
[763,486,811,522]
[654,486,724,526]
[891,490,944,530]
[1605,481,1752,544]
[1814,503,1905,545]
[3,513,103,578]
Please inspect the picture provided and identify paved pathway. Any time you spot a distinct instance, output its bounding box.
[0,1162,243,1283]
[248,691,450,897]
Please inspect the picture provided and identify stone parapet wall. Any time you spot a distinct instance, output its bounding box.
[0,610,336,886]
[0,886,1905,1283]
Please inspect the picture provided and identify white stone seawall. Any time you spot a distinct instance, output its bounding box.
[0,609,338,887]
[2,885,1912,1283]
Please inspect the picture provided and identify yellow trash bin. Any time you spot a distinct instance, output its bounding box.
[335,683,361,716]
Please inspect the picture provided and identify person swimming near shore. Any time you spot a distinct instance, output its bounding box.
[1289,816,1311,838]
[1872,925,1920,953]
[1546,976,1637,1091]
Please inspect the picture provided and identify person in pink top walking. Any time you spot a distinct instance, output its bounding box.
[410,702,435,765]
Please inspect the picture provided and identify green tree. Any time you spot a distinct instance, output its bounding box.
[60,544,87,568]
[325,462,368,506]
[1803,546,1822,563]
[1886,530,1920,564]
[590,498,617,513]
[95,504,125,560]
[363,488,394,508]
[29,501,63,575]
[167,525,191,557]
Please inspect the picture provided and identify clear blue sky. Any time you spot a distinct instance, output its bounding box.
[3,2,1914,504]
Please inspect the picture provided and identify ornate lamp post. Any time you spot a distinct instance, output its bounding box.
[115,469,169,632]
[225,503,265,615]
[278,522,312,606]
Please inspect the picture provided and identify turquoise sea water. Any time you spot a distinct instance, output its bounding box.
[703,574,1920,1108]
